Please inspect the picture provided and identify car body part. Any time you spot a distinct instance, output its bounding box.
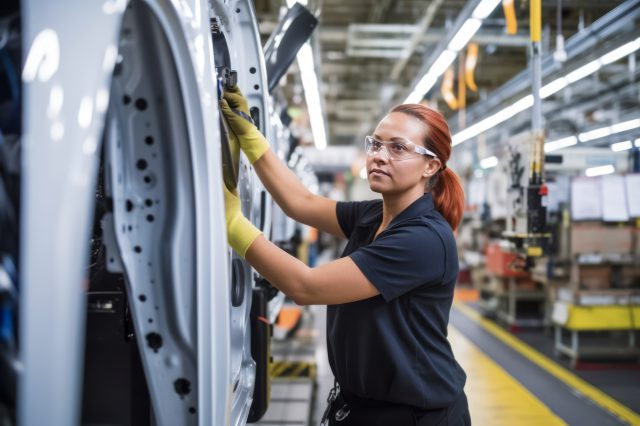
[263,3,318,94]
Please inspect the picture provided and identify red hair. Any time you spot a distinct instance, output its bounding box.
[390,104,465,231]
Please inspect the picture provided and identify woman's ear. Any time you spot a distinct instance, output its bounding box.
[422,159,441,178]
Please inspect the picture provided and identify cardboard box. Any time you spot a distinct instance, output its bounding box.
[570,222,633,255]
[616,266,640,288]
[571,264,611,290]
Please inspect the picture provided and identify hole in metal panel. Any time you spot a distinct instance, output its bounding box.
[174,378,192,398]
[135,98,148,111]
[230,259,245,307]
[146,332,162,353]
[136,159,148,170]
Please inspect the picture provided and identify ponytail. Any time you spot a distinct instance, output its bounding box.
[390,103,465,231]
[431,168,464,231]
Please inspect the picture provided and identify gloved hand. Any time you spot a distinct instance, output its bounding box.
[223,184,262,257]
[220,85,270,164]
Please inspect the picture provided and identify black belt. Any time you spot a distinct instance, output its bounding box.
[324,385,469,426]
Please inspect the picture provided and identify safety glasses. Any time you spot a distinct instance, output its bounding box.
[364,135,439,161]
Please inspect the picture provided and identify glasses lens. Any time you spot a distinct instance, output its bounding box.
[365,136,380,156]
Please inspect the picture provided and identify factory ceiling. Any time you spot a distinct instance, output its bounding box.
[253,0,630,149]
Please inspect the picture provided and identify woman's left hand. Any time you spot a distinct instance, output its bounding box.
[223,185,262,257]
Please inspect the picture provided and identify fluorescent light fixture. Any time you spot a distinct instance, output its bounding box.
[430,50,458,79]
[564,59,601,83]
[452,37,640,146]
[406,73,438,103]
[578,126,611,142]
[610,140,632,152]
[610,118,640,134]
[544,136,577,153]
[577,118,640,143]
[452,95,532,145]
[600,38,640,65]
[297,42,327,150]
[448,19,481,52]
[585,164,614,177]
[540,77,568,99]
[480,155,498,169]
[472,0,502,19]
[284,1,325,149]
[405,0,502,103]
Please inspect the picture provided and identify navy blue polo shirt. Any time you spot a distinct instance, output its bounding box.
[328,193,466,410]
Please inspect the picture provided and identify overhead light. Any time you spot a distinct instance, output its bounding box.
[564,59,601,83]
[610,118,640,134]
[635,138,640,147]
[472,0,502,19]
[448,19,481,52]
[297,43,327,150]
[406,74,438,103]
[544,136,577,153]
[405,0,502,103]
[480,155,498,169]
[610,140,633,152]
[578,118,640,143]
[585,164,614,177]
[540,77,568,99]
[431,50,458,78]
[452,37,640,145]
[542,118,640,152]
[452,95,533,145]
[600,38,640,65]
[578,126,612,142]
[284,1,325,150]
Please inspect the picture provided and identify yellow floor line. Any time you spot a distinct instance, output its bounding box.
[454,302,640,425]
[449,326,566,426]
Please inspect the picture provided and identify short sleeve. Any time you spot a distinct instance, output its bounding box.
[336,200,380,239]
[349,223,446,302]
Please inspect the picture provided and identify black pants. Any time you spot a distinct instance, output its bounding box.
[326,391,471,426]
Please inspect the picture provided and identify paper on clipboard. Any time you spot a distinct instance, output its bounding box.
[601,174,628,222]
[571,177,602,220]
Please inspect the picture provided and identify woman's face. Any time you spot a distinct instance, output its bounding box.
[366,112,441,195]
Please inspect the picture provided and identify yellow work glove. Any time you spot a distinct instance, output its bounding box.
[223,184,262,257]
[220,85,270,164]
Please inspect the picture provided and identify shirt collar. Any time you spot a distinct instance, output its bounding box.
[358,193,435,226]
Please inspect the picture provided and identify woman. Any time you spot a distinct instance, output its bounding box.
[220,87,469,426]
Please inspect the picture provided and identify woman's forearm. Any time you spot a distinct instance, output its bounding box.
[251,150,313,221]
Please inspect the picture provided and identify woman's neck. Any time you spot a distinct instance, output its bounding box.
[378,188,425,233]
